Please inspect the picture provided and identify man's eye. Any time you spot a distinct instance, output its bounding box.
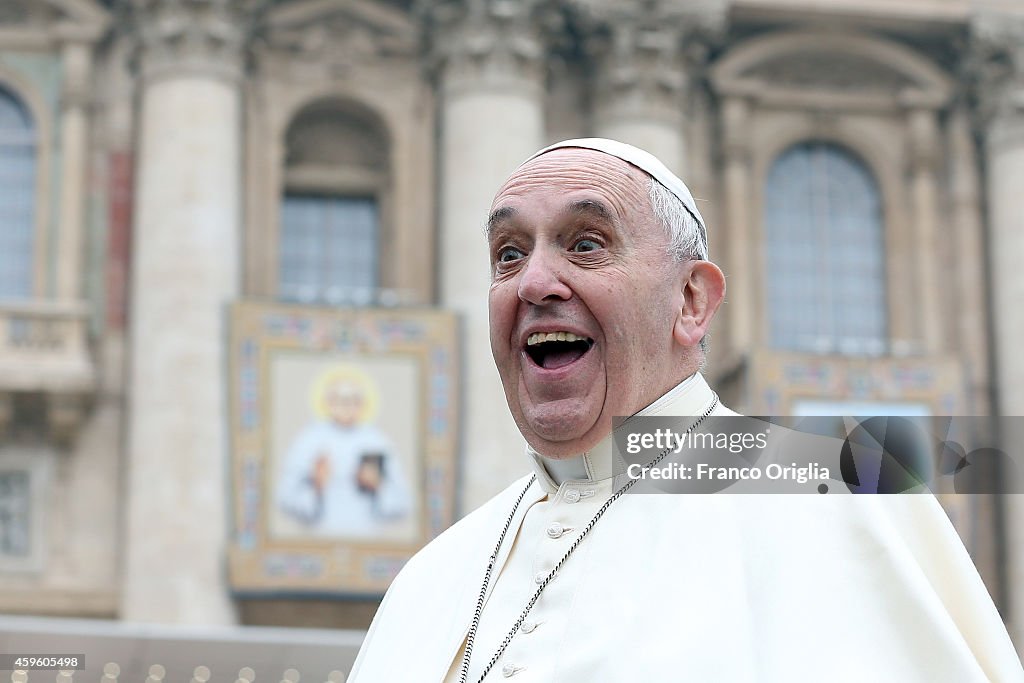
[497,247,525,263]
[572,239,601,253]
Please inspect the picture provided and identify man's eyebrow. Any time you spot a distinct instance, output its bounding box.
[484,198,617,236]
[485,206,518,236]
[564,198,616,224]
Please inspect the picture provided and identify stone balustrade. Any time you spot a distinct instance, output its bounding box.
[0,300,94,394]
[0,615,360,683]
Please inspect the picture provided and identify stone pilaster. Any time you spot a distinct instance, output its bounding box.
[947,108,990,415]
[123,0,257,624]
[720,94,755,353]
[55,25,101,302]
[421,0,546,510]
[903,101,943,354]
[970,12,1024,655]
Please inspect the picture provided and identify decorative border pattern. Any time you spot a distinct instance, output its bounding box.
[749,350,963,417]
[227,302,459,595]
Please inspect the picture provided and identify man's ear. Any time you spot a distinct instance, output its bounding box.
[673,261,726,348]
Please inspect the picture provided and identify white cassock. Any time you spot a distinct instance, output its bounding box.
[348,374,1024,682]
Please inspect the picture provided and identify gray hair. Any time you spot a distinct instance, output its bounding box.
[647,178,711,359]
[648,178,708,262]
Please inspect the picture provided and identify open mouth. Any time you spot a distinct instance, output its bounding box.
[524,332,595,370]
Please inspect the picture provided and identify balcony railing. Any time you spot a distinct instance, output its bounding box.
[0,615,362,683]
[0,300,95,393]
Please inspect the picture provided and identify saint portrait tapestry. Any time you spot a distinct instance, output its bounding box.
[227,302,458,595]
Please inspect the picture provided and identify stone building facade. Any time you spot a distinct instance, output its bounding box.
[0,0,1022,660]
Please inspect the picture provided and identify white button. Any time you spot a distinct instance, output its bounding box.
[521,621,537,634]
[502,663,518,678]
[564,489,581,503]
[535,570,551,584]
[546,522,564,538]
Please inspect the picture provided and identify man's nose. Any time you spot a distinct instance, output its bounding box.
[517,247,572,305]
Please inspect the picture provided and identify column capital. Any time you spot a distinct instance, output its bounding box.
[586,0,725,126]
[418,0,549,97]
[720,93,753,164]
[129,0,263,84]
[969,13,1024,144]
[905,105,940,173]
[60,39,93,111]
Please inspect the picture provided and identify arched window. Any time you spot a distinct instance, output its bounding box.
[764,142,887,355]
[278,100,388,306]
[0,86,36,300]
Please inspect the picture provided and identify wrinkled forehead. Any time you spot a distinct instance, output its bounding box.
[506,138,708,249]
[491,147,651,210]
[527,145,649,177]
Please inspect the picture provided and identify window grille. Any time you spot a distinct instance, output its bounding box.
[0,86,36,300]
[764,142,887,355]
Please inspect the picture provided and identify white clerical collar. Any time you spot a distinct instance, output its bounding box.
[527,373,715,493]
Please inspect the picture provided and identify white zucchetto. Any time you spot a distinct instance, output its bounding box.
[524,137,708,257]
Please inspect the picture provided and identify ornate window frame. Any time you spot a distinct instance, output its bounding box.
[711,30,954,357]
[761,140,888,355]
[277,96,392,304]
[244,0,435,306]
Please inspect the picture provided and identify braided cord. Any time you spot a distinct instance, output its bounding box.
[458,473,537,683]
[465,396,719,682]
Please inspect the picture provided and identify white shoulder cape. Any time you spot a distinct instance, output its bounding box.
[350,376,1023,682]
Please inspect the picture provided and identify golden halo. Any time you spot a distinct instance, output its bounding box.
[310,364,379,424]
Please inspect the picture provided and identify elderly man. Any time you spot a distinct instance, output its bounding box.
[348,139,1023,682]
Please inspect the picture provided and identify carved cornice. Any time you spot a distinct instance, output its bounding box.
[583,0,725,124]
[969,13,1024,141]
[748,51,912,92]
[0,0,109,50]
[711,31,952,115]
[570,0,726,37]
[416,0,548,95]
[129,0,264,83]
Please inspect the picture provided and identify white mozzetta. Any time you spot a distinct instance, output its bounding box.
[351,374,1023,681]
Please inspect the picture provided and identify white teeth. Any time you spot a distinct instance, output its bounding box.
[526,332,585,346]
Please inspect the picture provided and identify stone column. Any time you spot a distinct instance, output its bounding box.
[591,15,687,174]
[947,108,990,415]
[427,0,546,510]
[719,93,755,353]
[972,13,1024,654]
[904,102,943,354]
[123,0,252,624]
[589,4,723,178]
